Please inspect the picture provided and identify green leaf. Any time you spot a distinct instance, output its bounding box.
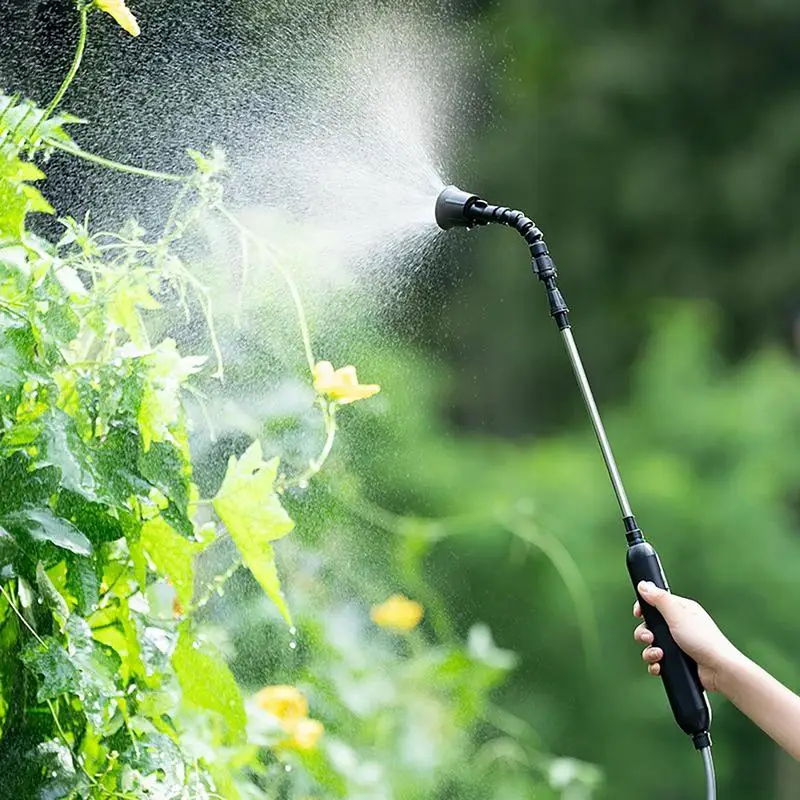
[21,615,120,731]
[0,95,81,149]
[30,740,85,800]
[0,454,60,516]
[0,527,20,579]
[0,147,54,241]
[55,491,125,546]
[139,440,192,535]
[66,554,99,615]
[172,627,246,744]
[212,441,294,623]
[36,409,99,501]
[136,339,205,452]
[120,725,185,791]
[65,615,120,729]
[140,515,198,607]
[2,508,92,556]
[94,427,151,503]
[0,314,36,409]
[39,276,80,345]
[35,561,69,625]
[105,272,160,348]
[20,636,80,701]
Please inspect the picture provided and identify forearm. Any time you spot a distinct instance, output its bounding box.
[719,651,800,761]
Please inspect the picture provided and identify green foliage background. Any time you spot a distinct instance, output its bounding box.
[3,0,800,798]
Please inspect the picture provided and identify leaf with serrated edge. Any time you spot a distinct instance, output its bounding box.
[212,441,293,623]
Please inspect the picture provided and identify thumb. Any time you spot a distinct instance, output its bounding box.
[638,581,677,618]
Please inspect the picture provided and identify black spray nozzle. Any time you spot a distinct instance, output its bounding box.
[435,185,542,249]
[434,185,487,230]
[435,185,549,264]
[434,184,564,322]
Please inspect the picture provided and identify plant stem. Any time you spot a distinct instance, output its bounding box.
[499,514,600,671]
[172,264,225,380]
[0,584,45,645]
[276,253,316,377]
[45,139,188,183]
[281,402,337,490]
[234,226,249,329]
[216,205,316,376]
[30,7,89,143]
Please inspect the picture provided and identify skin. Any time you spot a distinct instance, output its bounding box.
[635,580,800,761]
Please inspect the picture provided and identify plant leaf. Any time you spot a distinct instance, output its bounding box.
[0,314,36,409]
[35,561,69,626]
[66,554,100,615]
[36,410,99,501]
[55,492,125,546]
[2,507,92,556]
[212,441,294,623]
[20,636,80,701]
[136,339,205,452]
[172,627,246,744]
[0,153,53,240]
[140,515,198,607]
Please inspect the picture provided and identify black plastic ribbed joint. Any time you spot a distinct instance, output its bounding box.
[533,253,557,280]
[544,279,570,330]
[623,515,644,545]
[692,731,712,751]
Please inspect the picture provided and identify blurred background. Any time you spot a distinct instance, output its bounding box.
[5,0,800,797]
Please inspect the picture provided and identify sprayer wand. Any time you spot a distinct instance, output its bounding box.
[435,185,716,799]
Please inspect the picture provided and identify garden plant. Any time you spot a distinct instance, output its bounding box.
[0,2,604,798]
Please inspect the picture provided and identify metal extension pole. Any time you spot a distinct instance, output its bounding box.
[432,184,714,761]
[559,327,634,520]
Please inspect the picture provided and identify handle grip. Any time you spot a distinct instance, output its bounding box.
[627,541,711,737]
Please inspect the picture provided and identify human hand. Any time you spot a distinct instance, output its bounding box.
[633,581,740,693]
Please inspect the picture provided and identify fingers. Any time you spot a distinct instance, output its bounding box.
[634,622,653,645]
[634,593,664,677]
[642,646,663,666]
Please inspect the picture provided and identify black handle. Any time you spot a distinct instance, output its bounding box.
[626,541,711,737]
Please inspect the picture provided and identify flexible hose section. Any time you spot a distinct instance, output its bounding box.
[468,201,545,252]
[701,746,717,800]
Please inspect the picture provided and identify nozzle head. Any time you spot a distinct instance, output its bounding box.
[435,185,482,230]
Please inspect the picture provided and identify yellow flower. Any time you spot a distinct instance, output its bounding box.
[284,717,324,751]
[312,361,380,405]
[255,685,308,724]
[95,0,140,36]
[256,685,324,753]
[370,594,424,633]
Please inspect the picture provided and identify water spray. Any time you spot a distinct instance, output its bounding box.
[435,185,716,798]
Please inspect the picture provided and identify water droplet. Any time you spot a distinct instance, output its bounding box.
[284,764,293,773]
[51,771,57,778]
[192,640,200,649]
[289,640,297,650]
[37,597,43,605]
[289,626,297,636]
[298,479,309,490]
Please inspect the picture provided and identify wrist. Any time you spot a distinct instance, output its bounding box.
[713,645,750,699]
